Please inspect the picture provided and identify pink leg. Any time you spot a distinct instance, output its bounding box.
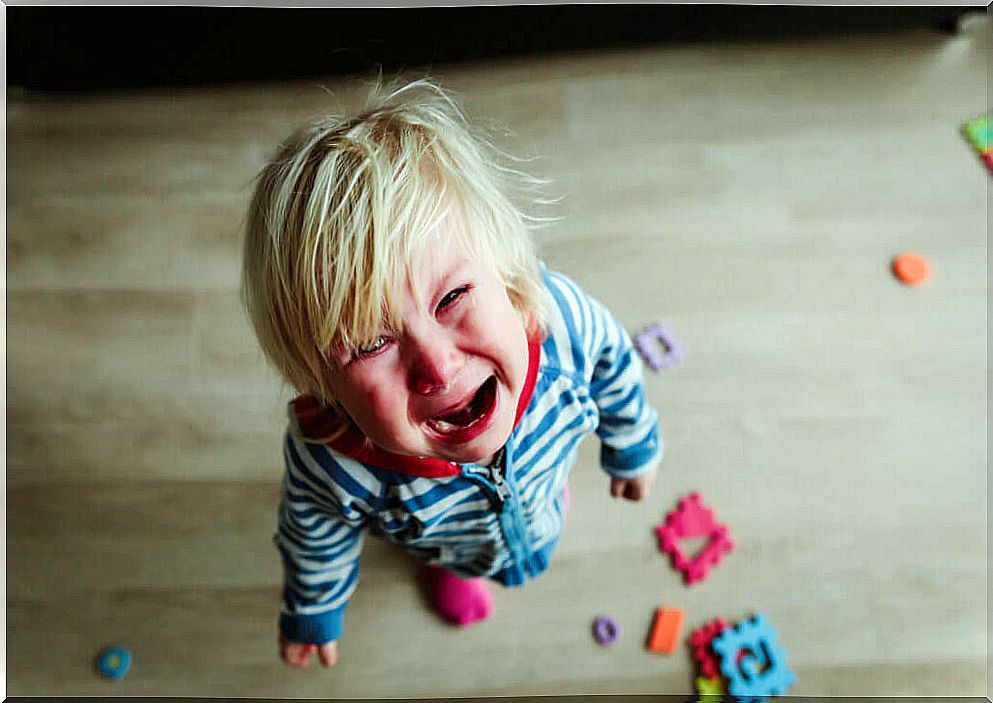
[423,565,494,627]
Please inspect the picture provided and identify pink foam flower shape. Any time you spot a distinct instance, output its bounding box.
[654,492,734,586]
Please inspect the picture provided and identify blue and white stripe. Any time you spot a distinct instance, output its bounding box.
[275,266,662,644]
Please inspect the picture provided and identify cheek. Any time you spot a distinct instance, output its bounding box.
[332,370,404,429]
[466,300,517,344]
[475,301,528,375]
[365,390,403,426]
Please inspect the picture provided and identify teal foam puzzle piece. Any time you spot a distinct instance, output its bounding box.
[712,614,795,702]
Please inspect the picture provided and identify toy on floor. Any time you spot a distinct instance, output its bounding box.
[687,617,731,697]
[962,114,992,173]
[695,673,726,697]
[711,613,795,701]
[95,645,132,681]
[891,252,931,287]
[593,615,622,646]
[654,492,734,585]
[634,322,684,371]
[689,617,730,679]
[646,606,684,654]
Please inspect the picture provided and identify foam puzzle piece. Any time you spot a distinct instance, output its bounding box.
[96,645,132,681]
[634,322,684,371]
[741,656,763,679]
[654,492,734,585]
[689,617,730,679]
[593,615,621,646]
[963,115,993,175]
[646,606,684,654]
[891,252,930,287]
[712,613,796,701]
[695,675,726,696]
[963,114,991,152]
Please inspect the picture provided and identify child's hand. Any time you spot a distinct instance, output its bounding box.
[609,470,656,502]
[279,633,338,668]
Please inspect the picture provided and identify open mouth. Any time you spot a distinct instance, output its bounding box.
[427,376,497,435]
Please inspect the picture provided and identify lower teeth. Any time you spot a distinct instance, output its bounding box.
[433,418,458,433]
[431,378,494,434]
[433,411,479,433]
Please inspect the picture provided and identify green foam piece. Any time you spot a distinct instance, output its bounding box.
[963,115,991,152]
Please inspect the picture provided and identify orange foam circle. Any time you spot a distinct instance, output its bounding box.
[892,252,930,286]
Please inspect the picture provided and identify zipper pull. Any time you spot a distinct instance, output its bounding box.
[489,447,511,501]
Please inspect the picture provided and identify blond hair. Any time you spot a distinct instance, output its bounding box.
[241,78,550,407]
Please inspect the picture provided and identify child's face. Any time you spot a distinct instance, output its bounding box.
[327,227,531,466]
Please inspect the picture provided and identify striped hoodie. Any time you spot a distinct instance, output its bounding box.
[275,267,663,644]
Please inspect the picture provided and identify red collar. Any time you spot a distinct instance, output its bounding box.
[291,335,542,478]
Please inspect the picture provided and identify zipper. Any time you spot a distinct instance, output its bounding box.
[493,446,532,579]
[489,447,511,503]
[462,446,509,510]
[467,444,534,584]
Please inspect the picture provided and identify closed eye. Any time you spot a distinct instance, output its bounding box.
[436,285,470,314]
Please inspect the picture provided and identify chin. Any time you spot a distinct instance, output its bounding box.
[452,421,514,465]
[481,418,517,459]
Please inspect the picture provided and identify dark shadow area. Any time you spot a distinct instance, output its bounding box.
[8,5,977,92]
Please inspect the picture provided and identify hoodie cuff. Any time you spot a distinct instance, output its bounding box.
[600,424,664,479]
[279,606,346,645]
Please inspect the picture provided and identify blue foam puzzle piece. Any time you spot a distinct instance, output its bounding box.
[96,646,132,680]
[712,614,795,702]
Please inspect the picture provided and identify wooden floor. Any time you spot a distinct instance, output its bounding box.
[7,16,989,698]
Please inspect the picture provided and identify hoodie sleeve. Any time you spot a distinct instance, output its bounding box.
[543,268,663,479]
[274,432,371,644]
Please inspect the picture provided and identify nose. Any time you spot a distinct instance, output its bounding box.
[407,332,464,396]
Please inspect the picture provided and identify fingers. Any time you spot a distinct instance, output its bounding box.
[628,474,654,501]
[610,479,623,498]
[624,480,644,501]
[318,641,339,668]
[610,472,656,502]
[279,634,338,669]
[281,640,315,669]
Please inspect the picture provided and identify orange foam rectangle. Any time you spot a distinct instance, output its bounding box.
[647,606,684,654]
